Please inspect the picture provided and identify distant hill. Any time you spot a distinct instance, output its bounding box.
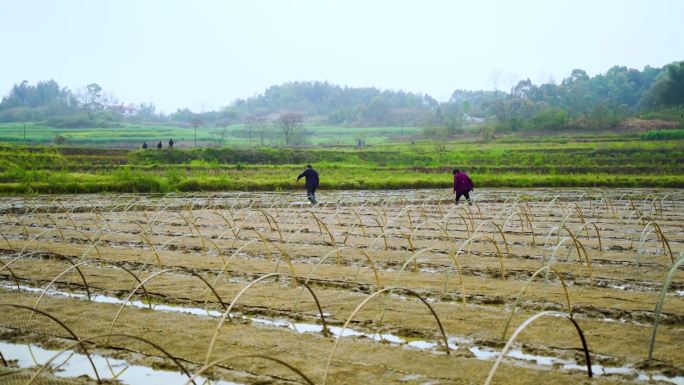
[1,61,682,134]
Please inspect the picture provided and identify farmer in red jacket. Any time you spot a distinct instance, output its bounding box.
[453,169,474,205]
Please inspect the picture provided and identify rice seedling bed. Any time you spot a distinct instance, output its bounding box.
[0,188,682,384]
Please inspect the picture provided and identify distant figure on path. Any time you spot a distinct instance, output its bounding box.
[168,138,174,149]
[297,164,319,204]
[142,142,148,149]
[157,141,162,149]
[453,169,474,205]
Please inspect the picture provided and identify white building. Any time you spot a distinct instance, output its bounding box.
[107,103,138,116]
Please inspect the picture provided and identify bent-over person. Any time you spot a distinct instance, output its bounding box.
[453,168,474,205]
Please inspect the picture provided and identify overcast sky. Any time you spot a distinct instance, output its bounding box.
[1,0,682,112]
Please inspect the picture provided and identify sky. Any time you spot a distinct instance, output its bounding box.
[1,0,682,113]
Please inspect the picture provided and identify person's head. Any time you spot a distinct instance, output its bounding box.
[306,164,312,169]
[453,169,460,175]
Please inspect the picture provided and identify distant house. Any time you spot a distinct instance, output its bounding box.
[107,103,138,116]
[464,114,484,124]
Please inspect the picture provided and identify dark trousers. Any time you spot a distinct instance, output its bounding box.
[306,186,318,204]
[455,191,471,205]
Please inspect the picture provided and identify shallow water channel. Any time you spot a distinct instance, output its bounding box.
[0,340,239,385]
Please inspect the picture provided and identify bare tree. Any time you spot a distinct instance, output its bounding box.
[277,112,303,146]
[211,125,229,147]
[190,117,203,147]
[246,115,268,146]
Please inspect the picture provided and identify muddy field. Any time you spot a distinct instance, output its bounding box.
[0,188,682,385]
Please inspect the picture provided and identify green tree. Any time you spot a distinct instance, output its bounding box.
[512,79,534,99]
[83,83,104,110]
[644,61,684,107]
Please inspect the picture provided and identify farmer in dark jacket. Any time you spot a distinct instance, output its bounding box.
[297,165,319,204]
[453,169,474,205]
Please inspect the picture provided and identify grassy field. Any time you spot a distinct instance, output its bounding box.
[0,122,422,147]
[0,133,682,194]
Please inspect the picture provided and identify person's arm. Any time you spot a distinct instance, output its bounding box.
[297,171,306,181]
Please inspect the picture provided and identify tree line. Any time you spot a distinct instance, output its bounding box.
[1,61,682,134]
[0,80,155,127]
[205,61,684,133]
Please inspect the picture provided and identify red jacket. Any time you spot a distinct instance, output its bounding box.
[453,172,474,193]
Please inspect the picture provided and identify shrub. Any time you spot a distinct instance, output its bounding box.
[640,129,684,140]
[528,108,570,131]
[46,112,122,128]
